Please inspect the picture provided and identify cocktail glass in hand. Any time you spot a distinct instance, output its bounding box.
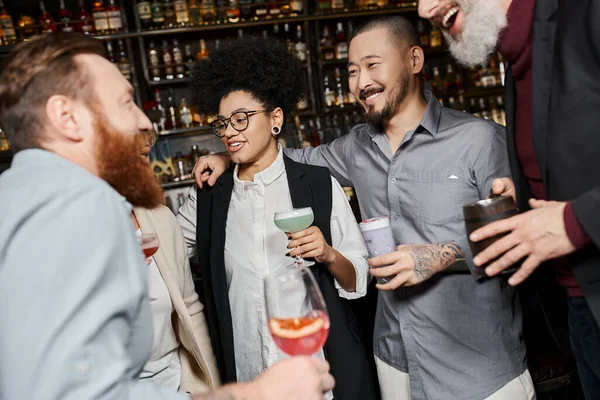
[274,207,314,267]
[265,267,330,356]
[136,232,159,263]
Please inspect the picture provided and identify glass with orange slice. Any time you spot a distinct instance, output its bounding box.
[265,267,330,356]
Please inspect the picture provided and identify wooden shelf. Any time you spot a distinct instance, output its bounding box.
[157,126,213,139]
[461,86,505,98]
[161,178,196,189]
[148,77,191,86]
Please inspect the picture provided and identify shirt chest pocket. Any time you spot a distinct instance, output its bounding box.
[396,167,478,226]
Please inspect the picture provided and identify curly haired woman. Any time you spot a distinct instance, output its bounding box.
[176,37,379,400]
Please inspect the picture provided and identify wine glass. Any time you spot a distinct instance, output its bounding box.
[136,232,159,261]
[265,266,330,356]
[274,207,314,267]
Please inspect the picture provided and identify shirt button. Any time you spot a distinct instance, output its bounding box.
[391,178,397,184]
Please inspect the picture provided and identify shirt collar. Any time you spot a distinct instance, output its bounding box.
[364,90,442,140]
[232,145,286,195]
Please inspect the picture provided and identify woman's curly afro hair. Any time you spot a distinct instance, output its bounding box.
[190,36,305,116]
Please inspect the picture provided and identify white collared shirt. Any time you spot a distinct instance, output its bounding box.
[177,148,369,391]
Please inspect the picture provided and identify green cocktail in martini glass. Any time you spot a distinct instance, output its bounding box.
[274,207,315,267]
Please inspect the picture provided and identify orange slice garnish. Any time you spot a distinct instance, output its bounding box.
[269,317,326,339]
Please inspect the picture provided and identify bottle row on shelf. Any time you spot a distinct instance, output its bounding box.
[145,23,308,83]
[146,88,200,133]
[0,0,126,44]
[439,94,506,126]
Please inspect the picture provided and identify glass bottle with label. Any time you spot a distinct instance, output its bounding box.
[117,40,132,81]
[163,0,176,27]
[39,1,57,33]
[188,0,201,24]
[290,0,303,14]
[320,25,335,61]
[184,44,195,75]
[92,0,109,33]
[417,19,429,48]
[295,25,307,62]
[137,0,152,29]
[429,24,442,48]
[148,42,162,81]
[17,14,37,39]
[334,22,347,60]
[323,74,335,108]
[254,0,268,18]
[106,41,116,63]
[172,39,186,79]
[174,0,190,25]
[268,0,280,17]
[76,0,95,34]
[179,97,193,129]
[201,0,216,22]
[331,0,344,11]
[151,0,165,27]
[154,89,168,131]
[106,0,123,32]
[162,40,175,80]
[167,89,180,130]
[334,67,345,107]
[58,0,74,33]
[196,39,210,59]
[226,0,240,23]
[239,0,252,20]
[0,1,16,43]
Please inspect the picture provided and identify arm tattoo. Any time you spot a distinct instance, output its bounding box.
[408,241,466,279]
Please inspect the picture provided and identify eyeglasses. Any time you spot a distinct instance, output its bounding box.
[143,130,158,147]
[210,110,269,138]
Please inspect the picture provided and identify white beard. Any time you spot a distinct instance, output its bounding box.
[443,0,508,67]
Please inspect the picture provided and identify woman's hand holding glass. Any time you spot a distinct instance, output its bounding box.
[287,226,335,265]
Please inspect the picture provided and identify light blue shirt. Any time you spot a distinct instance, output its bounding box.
[0,150,187,400]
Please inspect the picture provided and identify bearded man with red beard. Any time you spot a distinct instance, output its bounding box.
[420,1,600,398]
[0,33,335,400]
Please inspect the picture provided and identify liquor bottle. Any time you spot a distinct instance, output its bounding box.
[429,24,442,48]
[151,0,165,27]
[0,0,17,43]
[196,38,210,59]
[492,96,506,126]
[188,0,201,23]
[443,64,458,92]
[344,0,353,10]
[174,152,187,180]
[376,0,388,7]
[282,23,292,45]
[323,74,335,108]
[106,41,116,63]
[179,97,193,128]
[271,23,280,38]
[290,0,303,14]
[367,0,377,9]
[58,0,74,33]
[457,94,467,111]
[226,0,240,23]
[76,0,95,34]
[148,42,162,81]
[331,0,344,11]
[215,0,227,22]
[164,0,177,27]
[237,28,244,39]
[172,39,186,79]
[137,0,153,29]
[239,0,251,20]
[417,19,429,48]
[184,44,195,75]
[432,66,443,94]
[17,14,37,39]
[346,20,354,36]
[106,0,123,32]
[174,0,190,25]
[201,0,216,22]
[117,40,132,81]
[469,98,479,117]
[317,0,330,12]
[268,0,281,17]
[162,40,175,80]
[479,98,491,120]
[167,89,180,130]
[294,25,307,62]
[320,25,335,61]
[334,22,348,60]
[254,0,268,18]
[39,1,57,33]
[92,0,109,33]
[447,96,457,110]
[154,89,168,131]
[334,68,345,107]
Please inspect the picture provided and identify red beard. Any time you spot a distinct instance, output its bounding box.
[95,116,164,209]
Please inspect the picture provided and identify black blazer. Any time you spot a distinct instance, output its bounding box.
[194,155,378,400]
[505,0,600,326]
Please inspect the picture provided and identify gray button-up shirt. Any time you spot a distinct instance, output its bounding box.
[284,93,526,400]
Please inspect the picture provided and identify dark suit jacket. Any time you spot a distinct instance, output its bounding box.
[505,0,600,327]
[194,155,378,399]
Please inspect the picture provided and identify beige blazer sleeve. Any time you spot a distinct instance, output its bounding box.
[135,206,220,394]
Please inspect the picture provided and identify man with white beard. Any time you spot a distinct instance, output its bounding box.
[419,1,600,398]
